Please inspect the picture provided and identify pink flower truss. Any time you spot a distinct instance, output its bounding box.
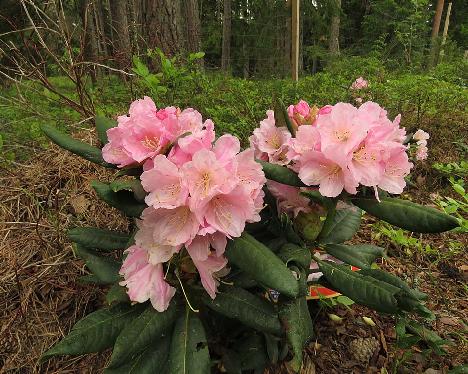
[350,77,369,90]
[251,101,413,198]
[109,100,266,311]
[102,97,209,168]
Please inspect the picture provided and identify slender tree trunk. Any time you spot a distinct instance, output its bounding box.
[80,0,98,84]
[221,0,231,72]
[284,1,291,76]
[428,0,445,68]
[439,2,452,62]
[329,0,341,56]
[183,0,201,53]
[110,0,131,70]
[143,0,185,57]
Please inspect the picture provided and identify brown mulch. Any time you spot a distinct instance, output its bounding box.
[1,132,467,373]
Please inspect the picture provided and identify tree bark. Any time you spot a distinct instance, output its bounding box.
[428,0,445,68]
[80,0,98,84]
[439,2,452,62]
[110,0,131,70]
[183,0,201,54]
[143,0,185,57]
[329,0,341,56]
[221,0,231,72]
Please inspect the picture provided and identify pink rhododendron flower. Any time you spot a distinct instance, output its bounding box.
[249,110,292,165]
[119,246,176,312]
[350,77,369,90]
[253,100,412,198]
[288,100,315,127]
[415,142,428,161]
[267,180,311,217]
[141,155,188,209]
[114,102,267,308]
[413,129,430,142]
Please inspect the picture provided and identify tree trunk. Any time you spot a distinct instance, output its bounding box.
[329,0,341,56]
[110,0,131,70]
[143,0,185,57]
[439,2,452,62]
[428,0,445,68]
[221,0,231,72]
[284,1,291,76]
[80,0,98,84]
[183,0,201,53]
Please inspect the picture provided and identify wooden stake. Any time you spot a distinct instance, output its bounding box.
[439,2,452,61]
[291,0,299,81]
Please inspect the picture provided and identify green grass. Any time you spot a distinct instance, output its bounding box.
[1,62,467,164]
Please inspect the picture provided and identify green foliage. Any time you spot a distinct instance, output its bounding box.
[73,244,121,284]
[168,309,210,374]
[95,116,117,144]
[41,303,144,361]
[324,244,384,269]
[67,227,130,252]
[202,286,282,336]
[226,232,300,298]
[352,196,459,233]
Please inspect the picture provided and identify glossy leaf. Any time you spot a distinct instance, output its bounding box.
[324,244,384,269]
[258,160,304,187]
[108,303,177,368]
[202,286,282,335]
[274,97,296,136]
[91,180,146,218]
[106,284,130,305]
[318,205,362,244]
[109,179,146,202]
[359,268,427,300]
[95,116,116,144]
[168,308,210,374]
[41,303,143,361]
[279,297,313,372]
[104,335,170,374]
[317,260,401,314]
[40,124,115,168]
[68,227,130,252]
[74,244,121,284]
[226,232,299,298]
[351,197,459,233]
[277,243,311,269]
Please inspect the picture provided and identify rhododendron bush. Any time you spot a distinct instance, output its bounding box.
[40,95,458,373]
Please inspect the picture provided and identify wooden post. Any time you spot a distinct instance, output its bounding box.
[439,2,452,61]
[291,0,299,81]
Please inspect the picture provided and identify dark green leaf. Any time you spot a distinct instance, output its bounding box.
[264,333,279,364]
[74,244,121,284]
[274,97,296,136]
[95,116,116,144]
[104,335,170,374]
[351,197,459,233]
[258,160,304,187]
[222,349,242,374]
[110,179,146,202]
[318,205,362,244]
[168,308,210,374]
[405,320,450,355]
[237,334,269,372]
[106,284,130,305]
[68,227,130,252]
[78,274,109,285]
[317,260,401,314]
[108,302,178,368]
[91,180,146,217]
[279,297,313,372]
[324,244,384,269]
[277,243,311,269]
[41,303,143,361]
[202,286,282,335]
[226,233,299,298]
[359,268,427,300]
[448,365,468,374]
[40,124,115,168]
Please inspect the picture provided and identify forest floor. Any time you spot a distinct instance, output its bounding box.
[0,129,467,374]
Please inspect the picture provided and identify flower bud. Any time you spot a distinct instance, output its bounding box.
[294,209,326,243]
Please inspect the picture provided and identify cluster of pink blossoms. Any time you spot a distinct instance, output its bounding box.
[103,97,266,312]
[251,100,415,198]
[350,76,369,90]
[413,129,429,161]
